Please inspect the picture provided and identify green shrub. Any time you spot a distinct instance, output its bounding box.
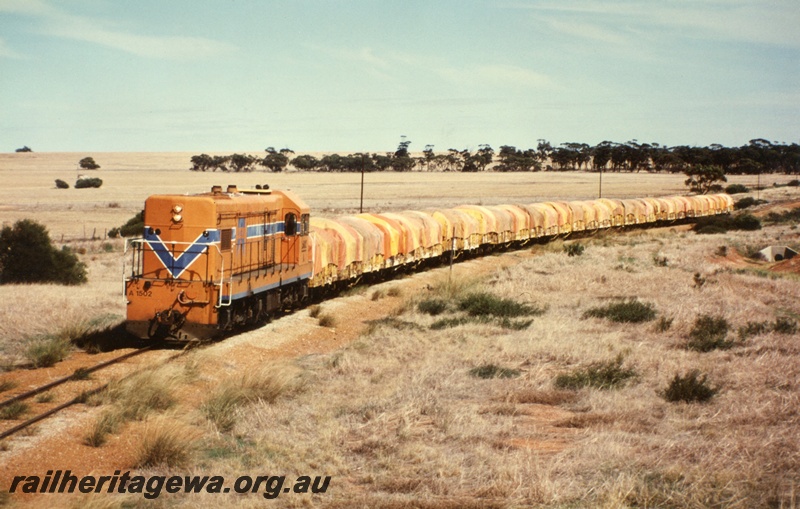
[75,177,103,189]
[583,298,656,323]
[55,179,69,189]
[469,364,521,379]
[458,292,542,318]
[554,355,637,390]
[417,298,449,316]
[766,208,800,224]
[564,243,585,257]
[725,183,750,194]
[692,213,762,233]
[732,213,762,230]
[108,211,144,238]
[662,370,718,403]
[686,315,734,352]
[787,179,800,187]
[0,219,87,285]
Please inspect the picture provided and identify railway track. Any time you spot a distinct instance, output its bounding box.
[0,345,190,441]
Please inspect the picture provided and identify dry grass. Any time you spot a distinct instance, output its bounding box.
[0,283,124,369]
[135,416,200,468]
[201,363,303,433]
[171,199,800,508]
[85,363,190,446]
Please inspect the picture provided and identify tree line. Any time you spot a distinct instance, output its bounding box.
[190,138,800,175]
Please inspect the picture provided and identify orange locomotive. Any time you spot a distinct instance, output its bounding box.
[124,185,312,340]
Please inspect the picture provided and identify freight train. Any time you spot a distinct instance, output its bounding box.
[124,185,734,341]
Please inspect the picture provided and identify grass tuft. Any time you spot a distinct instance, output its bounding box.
[0,380,18,393]
[24,336,72,368]
[318,313,336,328]
[430,317,470,330]
[365,317,423,335]
[386,287,403,297]
[772,317,798,335]
[469,364,521,379]
[84,410,121,447]
[35,392,54,403]
[71,367,92,380]
[99,366,181,421]
[554,355,637,390]
[203,364,302,433]
[135,418,198,468]
[0,401,29,420]
[417,298,449,316]
[662,370,719,403]
[655,316,674,332]
[583,298,657,323]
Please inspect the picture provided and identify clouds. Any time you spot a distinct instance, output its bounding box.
[0,0,235,59]
[0,37,23,59]
[519,0,800,48]
[308,43,554,92]
[0,0,796,151]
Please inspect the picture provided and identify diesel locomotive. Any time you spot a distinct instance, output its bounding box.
[124,186,733,341]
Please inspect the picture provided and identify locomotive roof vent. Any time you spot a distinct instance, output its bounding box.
[227,185,238,194]
[211,185,222,194]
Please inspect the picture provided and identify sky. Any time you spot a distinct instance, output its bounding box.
[1,0,798,153]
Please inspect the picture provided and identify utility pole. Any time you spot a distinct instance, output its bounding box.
[598,166,603,199]
[360,154,365,213]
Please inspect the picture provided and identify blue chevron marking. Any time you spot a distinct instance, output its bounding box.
[144,228,219,279]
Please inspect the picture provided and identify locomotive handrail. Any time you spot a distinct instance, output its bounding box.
[124,237,233,307]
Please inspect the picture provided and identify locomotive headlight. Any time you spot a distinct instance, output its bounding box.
[172,204,184,223]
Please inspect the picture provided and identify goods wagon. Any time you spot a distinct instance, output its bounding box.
[125,187,733,341]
